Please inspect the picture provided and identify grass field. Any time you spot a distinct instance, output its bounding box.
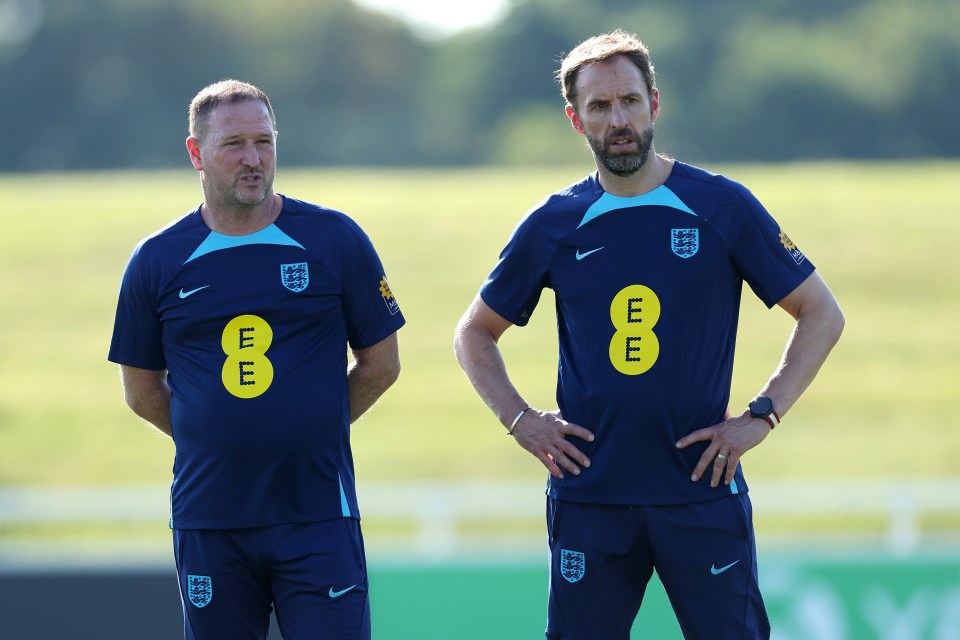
[0,161,958,493]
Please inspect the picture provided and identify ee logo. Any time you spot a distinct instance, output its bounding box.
[608,285,661,375]
[221,315,274,398]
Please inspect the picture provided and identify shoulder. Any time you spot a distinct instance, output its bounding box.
[515,173,604,234]
[278,195,370,239]
[131,207,206,264]
[667,162,770,226]
[276,196,386,271]
[670,162,758,202]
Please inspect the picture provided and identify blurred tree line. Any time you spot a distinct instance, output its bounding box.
[1,0,957,171]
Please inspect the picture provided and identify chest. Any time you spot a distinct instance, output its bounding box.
[550,206,736,309]
[157,244,342,347]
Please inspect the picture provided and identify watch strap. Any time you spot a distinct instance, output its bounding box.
[762,410,781,429]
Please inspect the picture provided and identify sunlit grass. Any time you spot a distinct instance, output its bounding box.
[0,161,957,491]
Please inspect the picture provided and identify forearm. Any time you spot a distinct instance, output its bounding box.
[454,299,594,478]
[138,391,173,438]
[347,363,398,423]
[759,285,845,417]
[453,324,528,429]
[348,333,401,423]
[119,366,173,438]
[677,275,844,485]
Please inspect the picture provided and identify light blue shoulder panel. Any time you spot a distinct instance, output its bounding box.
[577,186,696,229]
[185,224,305,263]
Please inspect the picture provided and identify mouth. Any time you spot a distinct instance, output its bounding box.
[238,173,263,186]
[607,135,638,154]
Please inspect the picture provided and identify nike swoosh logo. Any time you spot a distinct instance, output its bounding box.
[710,560,740,575]
[178,285,210,299]
[575,247,605,261]
[328,585,357,599]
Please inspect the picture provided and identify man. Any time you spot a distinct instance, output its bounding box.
[109,80,404,639]
[453,30,844,639]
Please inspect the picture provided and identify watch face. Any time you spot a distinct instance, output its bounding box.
[750,396,773,417]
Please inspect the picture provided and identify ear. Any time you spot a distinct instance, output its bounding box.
[565,105,585,135]
[650,88,661,122]
[186,137,203,171]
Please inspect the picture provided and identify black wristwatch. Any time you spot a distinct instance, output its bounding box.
[749,396,780,429]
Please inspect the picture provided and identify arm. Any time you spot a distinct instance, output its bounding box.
[453,295,594,479]
[677,271,845,486]
[348,332,401,423]
[119,365,173,438]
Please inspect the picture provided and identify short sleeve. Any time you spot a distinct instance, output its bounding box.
[108,243,166,370]
[339,224,405,349]
[729,189,816,308]
[479,212,554,326]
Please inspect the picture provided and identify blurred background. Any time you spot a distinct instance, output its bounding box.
[1,0,958,638]
[3,0,959,172]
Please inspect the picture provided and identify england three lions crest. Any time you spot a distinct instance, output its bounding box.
[560,549,585,583]
[187,575,213,608]
[671,228,699,258]
[281,262,309,292]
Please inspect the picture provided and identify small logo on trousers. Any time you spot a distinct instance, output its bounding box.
[710,560,740,575]
[329,585,357,599]
[187,575,213,608]
[560,549,586,583]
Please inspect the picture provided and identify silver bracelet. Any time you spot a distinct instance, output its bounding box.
[507,406,531,435]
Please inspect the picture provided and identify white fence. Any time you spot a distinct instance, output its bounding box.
[1,479,958,563]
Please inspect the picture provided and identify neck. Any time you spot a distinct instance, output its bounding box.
[597,152,674,197]
[201,193,281,236]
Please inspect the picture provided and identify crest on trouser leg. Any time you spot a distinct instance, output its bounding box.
[560,549,585,583]
[187,575,213,608]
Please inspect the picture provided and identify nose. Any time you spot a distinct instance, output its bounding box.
[240,140,261,167]
[609,103,630,128]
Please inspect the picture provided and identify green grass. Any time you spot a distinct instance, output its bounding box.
[0,161,958,489]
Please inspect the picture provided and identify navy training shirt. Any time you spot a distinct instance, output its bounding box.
[480,162,815,506]
[109,195,405,528]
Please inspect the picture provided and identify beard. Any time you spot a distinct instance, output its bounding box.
[233,169,274,206]
[586,124,655,177]
[206,169,274,209]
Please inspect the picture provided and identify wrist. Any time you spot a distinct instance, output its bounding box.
[748,396,780,430]
[507,406,531,435]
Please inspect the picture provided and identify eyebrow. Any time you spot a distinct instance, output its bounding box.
[587,90,644,105]
[220,131,274,143]
[585,96,611,108]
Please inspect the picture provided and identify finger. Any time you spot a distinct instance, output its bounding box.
[710,454,729,488]
[539,452,564,479]
[724,454,741,485]
[551,448,583,476]
[561,423,595,443]
[675,428,712,449]
[689,450,715,482]
[557,442,591,469]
